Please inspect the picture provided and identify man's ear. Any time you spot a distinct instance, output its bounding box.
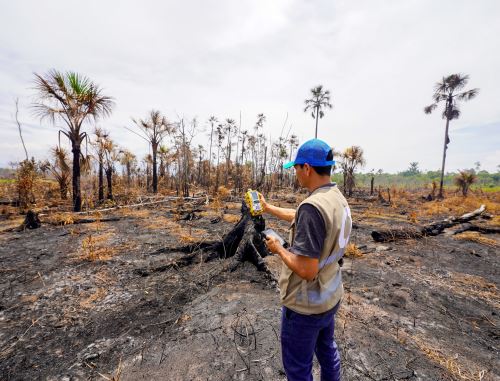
[303,163,311,175]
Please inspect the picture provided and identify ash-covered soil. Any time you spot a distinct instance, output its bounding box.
[0,198,498,381]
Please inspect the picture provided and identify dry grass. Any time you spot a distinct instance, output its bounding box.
[361,208,408,222]
[116,208,151,218]
[178,227,209,243]
[217,185,231,200]
[344,243,363,258]
[421,194,500,217]
[139,215,178,230]
[409,335,487,381]
[79,287,107,309]
[451,272,497,293]
[45,212,75,225]
[0,216,24,233]
[223,214,240,223]
[454,232,498,247]
[80,232,117,261]
[490,215,500,227]
[139,215,209,242]
[408,268,500,311]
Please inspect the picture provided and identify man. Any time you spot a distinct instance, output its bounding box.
[260,138,352,381]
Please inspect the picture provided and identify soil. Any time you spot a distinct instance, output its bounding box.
[0,195,498,381]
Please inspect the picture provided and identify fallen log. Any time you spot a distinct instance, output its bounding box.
[453,223,500,235]
[72,195,209,215]
[371,205,487,242]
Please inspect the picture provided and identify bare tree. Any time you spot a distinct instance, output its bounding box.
[207,116,218,191]
[14,98,29,161]
[119,149,136,186]
[131,110,174,193]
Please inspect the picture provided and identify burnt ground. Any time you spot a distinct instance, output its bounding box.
[0,197,498,381]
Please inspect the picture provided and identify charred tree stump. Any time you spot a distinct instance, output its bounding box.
[371,205,488,242]
[145,202,276,281]
[21,210,41,230]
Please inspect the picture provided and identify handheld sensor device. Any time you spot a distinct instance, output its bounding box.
[245,189,264,217]
[262,228,288,248]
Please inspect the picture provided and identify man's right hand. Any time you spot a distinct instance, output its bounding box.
[258,192,268,212]
[257,192,296,223]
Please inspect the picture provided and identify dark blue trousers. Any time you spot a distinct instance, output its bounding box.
[281,302,341,381]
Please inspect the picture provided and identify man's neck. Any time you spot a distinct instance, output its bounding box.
[307,177,332,193]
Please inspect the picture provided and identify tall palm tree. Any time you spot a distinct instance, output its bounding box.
[33,70,114,211]
[304,85,332,138]
[102,137,116,200]
[93,127,109,203]
[207,116,218,191]
[158,145,169,179]
[224,118,236,183]
[424,73,479,198]
[131,110,174,193]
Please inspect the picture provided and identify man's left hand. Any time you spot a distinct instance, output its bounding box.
[264,235,281,254]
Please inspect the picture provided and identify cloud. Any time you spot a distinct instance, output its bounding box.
[1,0,499,172]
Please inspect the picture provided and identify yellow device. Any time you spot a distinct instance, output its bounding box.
[245,189,263,217]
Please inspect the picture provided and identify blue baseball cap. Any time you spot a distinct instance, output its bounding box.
[284,139,335,169]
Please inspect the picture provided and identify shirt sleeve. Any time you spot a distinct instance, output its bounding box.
[289,203,325,259]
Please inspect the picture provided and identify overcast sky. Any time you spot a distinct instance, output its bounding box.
[1,0,499,173]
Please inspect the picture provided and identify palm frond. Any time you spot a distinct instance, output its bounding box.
[457,88,479,101]
[32,70,114,134]
[446,73,469,92]
[432,92,448,103]
[424,104,437,114]
[442,104,460,120]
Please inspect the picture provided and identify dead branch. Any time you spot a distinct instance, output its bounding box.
[371,205,487,242]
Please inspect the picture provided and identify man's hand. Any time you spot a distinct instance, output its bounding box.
[264,234,281,254]
[258,192,295,222]
[265,236,319,281]
[258,192,268,212]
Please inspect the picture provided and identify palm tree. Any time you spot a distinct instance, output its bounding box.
[158,145,169,179]
[131,110,173,193]
[33,70,114,211]
[93,127,109,203]
[42,146,71,200]
[304,85,333,138]
[224,118,236,183]
[454,170,476,197]
[207,116,218,191]
[119,149,136,186]
[215,124,225,193]
[424,74,479,198]
[102,137,116,200]
[341,146,365,197]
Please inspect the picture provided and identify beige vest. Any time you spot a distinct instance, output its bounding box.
[279,185,352,315]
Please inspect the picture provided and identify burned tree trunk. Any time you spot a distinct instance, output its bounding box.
[144,202,276,279]
[21,210,41,230]
[371,205,487,242]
